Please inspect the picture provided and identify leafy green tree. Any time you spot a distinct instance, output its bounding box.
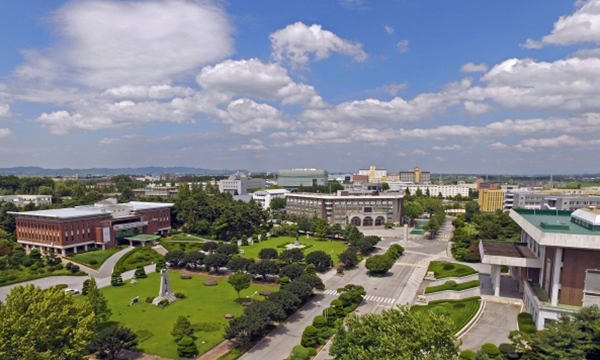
[228,271,251,302]
[216,243,239,256]
[134,266,147,279]
[201,241,218,253]
[86,277,112,323]
[111,272,123,286]
[356,236,380,254]
[404,201,424,222]
[330,223,343,239]
[269,290,301,314]
[183,251,205,266]
[305,263,316,276]
[465,201,480,222]
[249,260,279,280]
[365,254,394,274]
[330,305,459,360]
[204,253,229,272]
[90,326,138,359]
[338,249,358,267]
[227,257,251,272]
[171,315,194,341]
[280,263,305,281]
[305,251,332,271]
[279,248,304,264]
[0,284,96,360]
[224,315,266,345]
[343,225,364,245]
[165,249,185,264]
[296,274,324,290]
[244,300,286,322]
[258,248,278,260]
[285,280,313,300]
[381,182,390,191]
[270,197,286,210]
[315,223,328,239]
[177,336,198,358]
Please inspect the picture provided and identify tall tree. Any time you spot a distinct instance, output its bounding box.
[228,271,251,302]
[171,315,193,341]
[86,277,112,323]
[330,305,459,360]
[0,284,96,360]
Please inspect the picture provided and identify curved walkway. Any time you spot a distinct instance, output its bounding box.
[460,301,520,350]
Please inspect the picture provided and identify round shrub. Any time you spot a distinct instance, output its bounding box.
[158,299,169,306]
[459,350,476,360]
[145,296,155,304]
[89,259,98,265]
[307,347,317,356]
[443,263,455,271]
[55,264,64,270]
[174,292,185,299]
[481,343,500,357]
[21,259,33,267]
[290,345,309,360]
[37,268,46,274]
[312,315,327,328]
[134,252,145,261]
[65,262,73,270]
[30,264,39,271]
[331,299,343,308]
[432,306,449,316]
[46,266,56,272]
[70,265,80,274]
[444,280,458,288]
[499,343,516,356]
[521,324,537,334]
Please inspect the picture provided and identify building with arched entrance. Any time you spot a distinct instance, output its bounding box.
[285,191,404,226]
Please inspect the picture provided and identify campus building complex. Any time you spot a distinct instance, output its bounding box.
[400,167,430,184]
[133,186,178,199]
[218,172,266,195]
[479,208,600,329]
[0,195,53,208]
[358,166,387,183]
[9,198,173,255]
[277,169,328,190]
[285,191,404,226]
[252,189,289,210]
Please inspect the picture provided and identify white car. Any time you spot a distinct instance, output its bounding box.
[64,288,80,295]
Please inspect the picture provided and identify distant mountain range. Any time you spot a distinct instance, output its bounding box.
[0,166,249,176]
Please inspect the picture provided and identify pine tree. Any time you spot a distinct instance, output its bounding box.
[177,336,198,358]
[171,315,193,341]
[134,266,147,278]
[86,278,112,323]
[111,272,123,286]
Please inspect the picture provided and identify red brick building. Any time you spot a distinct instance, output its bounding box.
[10,198,173,255]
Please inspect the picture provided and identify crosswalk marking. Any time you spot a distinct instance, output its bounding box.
[319,289,396,305]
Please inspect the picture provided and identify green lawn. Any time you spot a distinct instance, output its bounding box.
[411,297,481,333]
[240,236,347,262]
[93,272,274,359]
[161,241,204,253]
[564,182,600,189]
[427,261,477,279]
[68,246,126,269]
[165,234,205,242]
[424,280,480,294]
[115,246,163,273]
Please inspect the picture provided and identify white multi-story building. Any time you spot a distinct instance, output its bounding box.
[387,183,470,198]
[358,167,387,183]
[252,189,290,210]
[218,172,266,195]
[0,195,53,207]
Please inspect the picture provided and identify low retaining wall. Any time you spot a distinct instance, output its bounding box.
[424,287,481,303]
[428,273,479,287]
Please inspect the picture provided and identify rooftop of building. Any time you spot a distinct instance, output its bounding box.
[8,199,173,219]
[480,242,539,259]
[286,192,403,199]
[511,208,599,235]
[253,189,289,195]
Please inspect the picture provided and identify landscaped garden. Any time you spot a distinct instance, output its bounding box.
[424,280,481,294]
[94,271,274,359]
[427,261,477,279]
[161,241,204,253]
[411,297,481,333]
[67,246,126,269]
[114,246,162,273]
[239,236,347,261]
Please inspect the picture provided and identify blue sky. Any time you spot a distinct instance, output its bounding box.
[1,0,600,174]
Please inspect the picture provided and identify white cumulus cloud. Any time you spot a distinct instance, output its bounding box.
[396,40,409,53]
[460,62,489,73]
[270,22,368,68]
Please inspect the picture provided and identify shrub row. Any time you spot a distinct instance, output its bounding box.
[424,280,481,294]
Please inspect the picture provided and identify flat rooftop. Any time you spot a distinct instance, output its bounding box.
[9,201,173,219]
[481,242,538,259]
[513,209,594,236]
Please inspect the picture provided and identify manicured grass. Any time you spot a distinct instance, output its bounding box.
[68,246,126,269]
[0,266,85,286]
[166,234,204,242]
[114,246,162,273]
[427,261,478,279]
[565,182,600,189]
[425,280,480,294]
[161,241,204,253]
[411,297,481,333]
[92,272,273,359]
[239,236,347,261]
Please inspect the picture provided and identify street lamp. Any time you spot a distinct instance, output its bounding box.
[245,291,258,303]
[329,250,334,267]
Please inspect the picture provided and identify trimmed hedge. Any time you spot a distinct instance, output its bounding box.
[424,280,480,294]
[459,350,476,360]
[517,312,537,334]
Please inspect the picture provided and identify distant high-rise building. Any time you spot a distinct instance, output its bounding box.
[479,189,504,212]
[358,166,387,183]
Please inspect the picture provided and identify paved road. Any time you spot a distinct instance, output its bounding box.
[434,218,454,241]
[0,246,153,301]
[240,237,447,360]
[460,301,521,350]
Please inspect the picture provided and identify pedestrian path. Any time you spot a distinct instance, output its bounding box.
[320,289,396,304]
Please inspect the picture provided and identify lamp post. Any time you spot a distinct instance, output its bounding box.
[329,250,334,268]
[246,291,258,303]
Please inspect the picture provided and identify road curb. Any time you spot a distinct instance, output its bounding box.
[457,298,486,339]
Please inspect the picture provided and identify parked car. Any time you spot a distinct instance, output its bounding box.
[64,288,80,295]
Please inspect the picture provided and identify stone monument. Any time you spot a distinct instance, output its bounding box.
[286,233,305,250]
[152,268,178,305]
[295,234,300,246]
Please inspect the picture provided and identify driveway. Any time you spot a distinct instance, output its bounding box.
[460,301,521,350]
